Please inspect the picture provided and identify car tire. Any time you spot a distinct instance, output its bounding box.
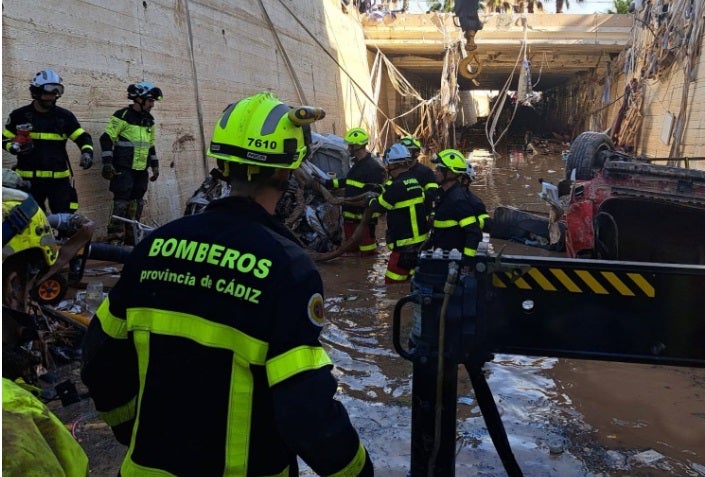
[565,132,614,180]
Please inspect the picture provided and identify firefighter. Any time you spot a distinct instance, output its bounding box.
[322,127,385,256]
[426,148,490,271]
[81,92,373,476]
[368,143,429,284]
[100,81,162,244]
[2,69,94,214]
[400,135,439,209]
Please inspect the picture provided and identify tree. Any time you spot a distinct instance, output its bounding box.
[608,0,631,14]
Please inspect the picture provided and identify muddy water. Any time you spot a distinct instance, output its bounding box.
[313,142,705,476]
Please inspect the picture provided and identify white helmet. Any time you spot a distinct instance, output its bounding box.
[384,143,412,166]
[29,69,64,98]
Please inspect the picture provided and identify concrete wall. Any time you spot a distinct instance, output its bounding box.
[2,0,375,236]
[545,28,705,165]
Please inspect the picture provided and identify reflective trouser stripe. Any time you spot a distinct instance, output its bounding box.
[16,169,71,179]
[359,241,377,252]
[385,269,409,282]
[464,247,477,257]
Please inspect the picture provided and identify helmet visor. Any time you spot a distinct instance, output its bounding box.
[144,87,163,100]
[40,84,64,95]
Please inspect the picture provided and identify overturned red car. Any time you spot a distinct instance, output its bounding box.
[562,132,705,264]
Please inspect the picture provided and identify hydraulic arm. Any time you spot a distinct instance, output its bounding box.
[393,251,705,476]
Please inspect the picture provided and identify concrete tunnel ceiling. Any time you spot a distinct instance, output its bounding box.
[363,13,633,92]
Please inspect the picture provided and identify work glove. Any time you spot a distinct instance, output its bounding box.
[80,151,94,169]
[102,163,117,180]
[150,166,159,182]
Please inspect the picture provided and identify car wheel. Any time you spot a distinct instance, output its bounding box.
[565,132,614,180]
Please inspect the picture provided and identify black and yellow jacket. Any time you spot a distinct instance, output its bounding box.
[81,197,371,477]
[408,161,439,206]
[328,153,384,221]
[99,106,158,171]
[369,171,429,250]
[3,103,93,179]
[428,183,489,264]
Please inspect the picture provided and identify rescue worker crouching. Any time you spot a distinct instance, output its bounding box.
[321,127,385,256]
[426,149,491,273]
[368,143,429,284]
[100,81,162,245]
[81,91,373,476]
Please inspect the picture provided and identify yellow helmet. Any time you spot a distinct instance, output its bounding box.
[344,127,370,146]
[400,135,421,152]
[431,149,468,174]
[2,190,58,268]
[208,92,324,171]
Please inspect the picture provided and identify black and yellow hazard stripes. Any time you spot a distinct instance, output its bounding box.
[492,266,656,297]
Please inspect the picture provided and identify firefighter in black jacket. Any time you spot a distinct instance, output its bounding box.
[2,69,94,213]
[400,135,438,229]
[81,92,373,476]
[324,127,385,256]
[368,143,429,283]
[100,81,162,244]
[399,135,438,208]
[426,148,490,271]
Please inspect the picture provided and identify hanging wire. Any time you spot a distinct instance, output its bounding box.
[484,14,529,155]
[532,51,548,89]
